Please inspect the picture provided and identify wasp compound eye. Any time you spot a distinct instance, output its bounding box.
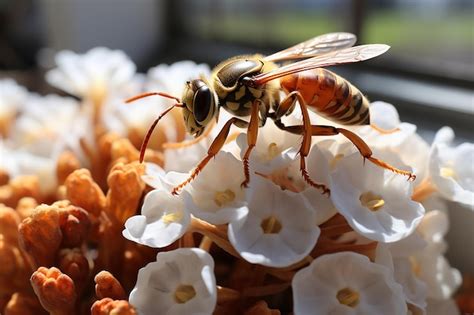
[193,84,213,124]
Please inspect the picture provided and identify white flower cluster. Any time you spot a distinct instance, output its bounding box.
[124,95,472,313]
[1,47,471,314]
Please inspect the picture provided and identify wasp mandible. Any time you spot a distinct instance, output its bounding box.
[127,32,415,195]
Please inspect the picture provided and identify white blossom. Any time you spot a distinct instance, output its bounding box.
[129,248,216,315]
[356,101,417,149]
[409,210,462,300]
[146,61,211,98]
[228,176,319,268]
[425,298,460,315]
[7,94,81,157]
[292,252,407,315]
[281,145,337,225]
[330,152,425,242]
[0,79,28,134]
[46,47,136,100]
[236,119,300,175]
[123,188,190,248]
[183,152,248,225]
[0,143,57,195]
[429,126,474,207]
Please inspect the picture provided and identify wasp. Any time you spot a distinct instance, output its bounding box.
[127,32,415,195]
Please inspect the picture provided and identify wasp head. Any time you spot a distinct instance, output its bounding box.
[181,79,218,137]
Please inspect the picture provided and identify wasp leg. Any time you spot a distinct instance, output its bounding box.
[171,117,247,195]
[279,92,330,195]
[162,120,216,149]
[241,100,263,188]
[370,124,400,134]
[273,122,416,181]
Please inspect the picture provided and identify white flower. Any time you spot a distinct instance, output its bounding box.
[396,133,430,183]
[425,298,459,315]
[129,248,216,315]
[146,61,211,98]
[228,176,319,268]
[375,244,427,313]
[292,252,407,315]
[409,210,462,300]
[330,152,425,242]
[356,101,417,149]
[429,126,474,207]
[236,119,299,175]
[123,189,190,248]
[0,144,57,195]
[0,79,28,134]
[183,152,248,225]
[164,137,213,173]
[46,47,136,100]
[279,145,337,225]
[141,162,167,189]
[7,94,81,157]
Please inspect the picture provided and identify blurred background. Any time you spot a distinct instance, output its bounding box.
[0,0,473,272]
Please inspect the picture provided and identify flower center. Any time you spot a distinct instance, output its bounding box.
[336,287,360,308]
[409,256,422,277]
[265,142,280,161]
[330,153,345,169]
[359,191,385,211]
[161,212,183,225]
[174,284,196,304]
[214,189,236,207]
[440,167,457,179]
[261,216,282,234]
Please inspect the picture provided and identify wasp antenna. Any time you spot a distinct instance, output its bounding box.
[126,92,181,104]
[139,103,184,162]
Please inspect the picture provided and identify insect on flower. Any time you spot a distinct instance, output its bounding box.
[127,32,416,195]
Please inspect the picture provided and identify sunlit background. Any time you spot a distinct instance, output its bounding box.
[1,0,473,273]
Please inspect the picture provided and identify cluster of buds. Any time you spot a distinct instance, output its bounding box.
[0,47,473,314]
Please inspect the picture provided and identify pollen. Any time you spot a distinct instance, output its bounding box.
[214,189,236,207]
[409,256,422,277]
[330,153,345,169]
[359,191,385,211]
[261,216,282,234]
[440,167,457,179]
[265,142,280,161]
[161,212,183,225]
[174,284,196,304]
[336,287,360,308]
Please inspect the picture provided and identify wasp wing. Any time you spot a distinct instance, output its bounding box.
[264,32,357,62]
[248,44,390,86]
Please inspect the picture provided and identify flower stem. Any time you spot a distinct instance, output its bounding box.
[412,178,437,202]
[217,286,241,303]
[190,217,240,258]
[199,236,213,251]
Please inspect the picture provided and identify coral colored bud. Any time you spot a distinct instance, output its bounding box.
[91,298,137,315]
[94,271,126,300]
[30,267,77,315]
[18,205,62,267]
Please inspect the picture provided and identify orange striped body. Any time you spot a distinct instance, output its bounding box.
[280,68,370,125]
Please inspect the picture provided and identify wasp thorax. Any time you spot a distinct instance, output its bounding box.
[181,79,217,137]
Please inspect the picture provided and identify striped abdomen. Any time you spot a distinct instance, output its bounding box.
[280,68,370,125]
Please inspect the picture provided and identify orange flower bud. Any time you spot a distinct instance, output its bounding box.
[30,267,76,315]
